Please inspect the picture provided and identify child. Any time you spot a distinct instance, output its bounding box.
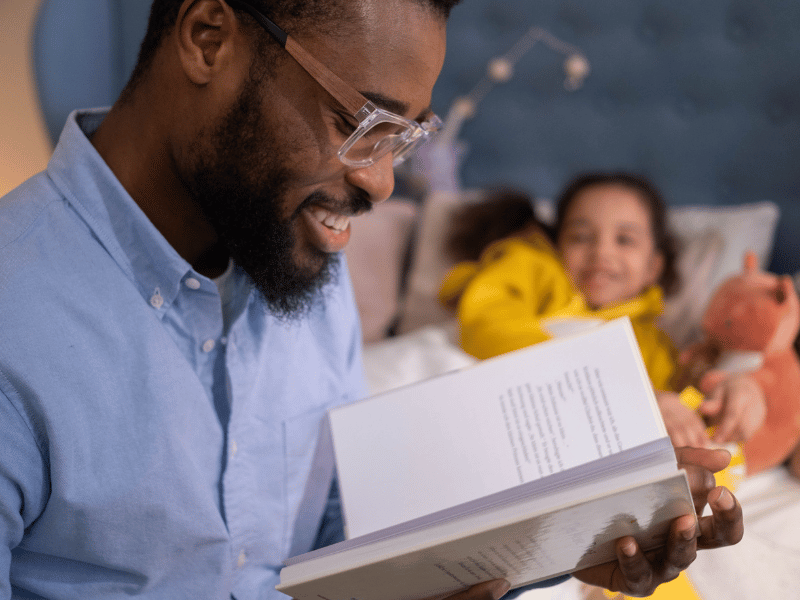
[440,172,763,600]
[440,172,765,457]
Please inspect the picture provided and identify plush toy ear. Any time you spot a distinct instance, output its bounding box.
[743,250,758,274]
[766,276,800,355]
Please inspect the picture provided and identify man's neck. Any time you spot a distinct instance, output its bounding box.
[90,94,225,277]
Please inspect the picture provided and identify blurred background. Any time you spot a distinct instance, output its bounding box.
[2,0,799,271]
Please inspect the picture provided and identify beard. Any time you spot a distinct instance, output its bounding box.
[183,70,370,320]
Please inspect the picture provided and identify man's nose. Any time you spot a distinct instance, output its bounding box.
[344,152,395,205]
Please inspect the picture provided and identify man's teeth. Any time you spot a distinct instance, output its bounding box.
[311,208,350,233]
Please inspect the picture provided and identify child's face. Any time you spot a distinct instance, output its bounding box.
[558,184,664,309]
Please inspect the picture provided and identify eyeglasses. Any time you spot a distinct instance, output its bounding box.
[226,0,442,168]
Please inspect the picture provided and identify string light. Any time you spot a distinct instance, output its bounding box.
[437,26,590,145]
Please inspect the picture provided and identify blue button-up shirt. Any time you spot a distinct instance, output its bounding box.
[0,109,367,600]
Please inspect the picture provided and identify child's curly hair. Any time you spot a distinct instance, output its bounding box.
[445,188,547,263]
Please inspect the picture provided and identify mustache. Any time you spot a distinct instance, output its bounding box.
[294,189,373,220]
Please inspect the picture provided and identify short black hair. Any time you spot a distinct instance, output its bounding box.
[554,171,681,296]
[122,0,461,99]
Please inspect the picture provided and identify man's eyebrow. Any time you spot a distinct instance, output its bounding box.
[360,91,431,121]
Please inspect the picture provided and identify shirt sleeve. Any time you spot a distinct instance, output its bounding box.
[455,240,581,359]
[0,384,49,600]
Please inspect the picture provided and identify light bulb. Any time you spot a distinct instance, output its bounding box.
[452,97,476,120]
[564,54,590,90]
[487,58,514,83]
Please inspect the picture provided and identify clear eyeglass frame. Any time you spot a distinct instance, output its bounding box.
[226,0,442,168]
[339,106,443,168]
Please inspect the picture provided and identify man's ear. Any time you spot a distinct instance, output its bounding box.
[177,0,239,85]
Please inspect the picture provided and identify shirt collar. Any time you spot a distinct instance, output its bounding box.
[47,108,203,313]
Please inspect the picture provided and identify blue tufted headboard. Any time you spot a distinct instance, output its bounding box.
[33,0,800,273]
[430,0,800,275]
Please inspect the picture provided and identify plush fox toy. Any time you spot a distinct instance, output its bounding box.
[678,251,800,475]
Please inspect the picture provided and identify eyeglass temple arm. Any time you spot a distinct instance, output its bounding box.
[226,0,371,118]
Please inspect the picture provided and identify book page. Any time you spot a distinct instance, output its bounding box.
[331,318,667,537]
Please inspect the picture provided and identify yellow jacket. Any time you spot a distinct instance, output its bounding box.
[439,235,677,391]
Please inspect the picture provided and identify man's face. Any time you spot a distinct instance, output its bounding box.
[184,0,447,319]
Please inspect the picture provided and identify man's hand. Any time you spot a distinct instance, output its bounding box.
[571,447,743,597]
[656,391,710,448]
[699,374,766,443]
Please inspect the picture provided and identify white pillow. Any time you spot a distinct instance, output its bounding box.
[661,201,780,347]
[668,201,779,290]
[344,198,418,343]
[395,190,483,335]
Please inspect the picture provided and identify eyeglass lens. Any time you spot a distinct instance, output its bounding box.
[342,122,414,163]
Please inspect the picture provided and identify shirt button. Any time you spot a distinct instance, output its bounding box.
[237,550,247,568]
[150,290,164,309]
[202,339,216,353]
[185,277,201,290]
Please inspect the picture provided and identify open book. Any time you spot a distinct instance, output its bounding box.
[277,317,693,600]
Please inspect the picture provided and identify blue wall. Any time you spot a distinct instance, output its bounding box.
[33,0,800,273]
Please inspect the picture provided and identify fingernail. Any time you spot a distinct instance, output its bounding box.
[714,487,735,510]
[490,580,511,600]
[621,539,637,557]
[681,521,696,540]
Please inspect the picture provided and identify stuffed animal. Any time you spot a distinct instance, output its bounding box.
[789,441,800,479]
[677,251,800,475]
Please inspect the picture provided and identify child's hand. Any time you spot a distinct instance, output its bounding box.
[699,373,766,444]
[656,391,711,448]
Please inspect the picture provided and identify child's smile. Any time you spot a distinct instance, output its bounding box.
[558,183,664,309]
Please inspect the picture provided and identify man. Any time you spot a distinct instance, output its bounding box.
[0,0,742,598]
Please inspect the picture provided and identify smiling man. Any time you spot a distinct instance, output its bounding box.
[0,1,743,599]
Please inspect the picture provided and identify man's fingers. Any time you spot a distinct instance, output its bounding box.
[609,513,698,597]
[659,514,698,580]
[697,486,743,549]
[675,446,732,473]
[609,536,655,597]
[677,447,726,514]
